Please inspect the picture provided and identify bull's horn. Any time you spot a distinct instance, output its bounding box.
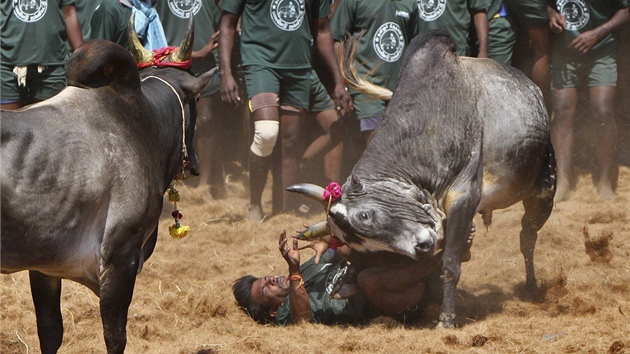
[128,12,153,64]
[286,183,327,206]
[168,14,194,63]
[295,221,330,240]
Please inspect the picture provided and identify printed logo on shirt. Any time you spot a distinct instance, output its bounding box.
[557,0,590,30]
[270,0,305,32]
[13,0,47,23]
[374,22,405,63]
[167,0,202,19]
[324,264,347,296]
[417,0,446,22]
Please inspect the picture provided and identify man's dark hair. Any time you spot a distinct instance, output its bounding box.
[232,275,275,324]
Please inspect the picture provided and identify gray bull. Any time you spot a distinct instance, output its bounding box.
[289,31,556,328]
[0,17,216,353]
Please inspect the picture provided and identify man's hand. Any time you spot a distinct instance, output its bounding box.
[279,230,300,275]
[220,74,242,107]
[331,83,352,117]
[297,236,330,264]
[569,30,600,55]
[548,8,566,33]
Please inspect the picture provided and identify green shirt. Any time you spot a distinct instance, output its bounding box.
[156,0,221,93]
[416,0,488,56]
[275,251,381,326]
[221,0,331,69]
[330,0,420,92]
[90,0,133,49]
[552,0,628,58]
[1,0,76,65]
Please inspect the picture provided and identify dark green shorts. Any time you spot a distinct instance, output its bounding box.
[309,71,334,113]
[505,0,549,30]
[243,65,311,109]
[0,63,66,104]
[489,17,516,65]
[551,48,618,90]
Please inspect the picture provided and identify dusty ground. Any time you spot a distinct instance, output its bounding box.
[1,163,629,354]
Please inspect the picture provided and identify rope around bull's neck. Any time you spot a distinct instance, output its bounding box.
[140,75,188,163]
[141,74,190,239]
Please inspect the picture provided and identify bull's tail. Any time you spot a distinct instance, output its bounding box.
[339,32,393,101]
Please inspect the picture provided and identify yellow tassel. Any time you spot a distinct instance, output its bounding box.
[168,186,181,203]
[169,224,190,239]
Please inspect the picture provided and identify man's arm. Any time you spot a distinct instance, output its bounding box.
[63,4,83,50]
[314,16,352,116]
[472,10,489,58]
[192,31,219,61]
[218,11,241,107]
[279,232,312,324]
[569,7,629,55]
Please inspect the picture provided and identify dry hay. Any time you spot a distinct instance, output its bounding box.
[1,167,629,354]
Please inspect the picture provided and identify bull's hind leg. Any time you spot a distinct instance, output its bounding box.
[99,244,142,354]
[520,195,553,292]
[520,144,556,292]
[29,271,63,354]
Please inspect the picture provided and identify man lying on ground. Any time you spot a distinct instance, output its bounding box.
[232,230,447,325]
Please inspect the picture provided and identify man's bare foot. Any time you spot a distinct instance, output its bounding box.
[596,182,616,201]
[554,178,572,203]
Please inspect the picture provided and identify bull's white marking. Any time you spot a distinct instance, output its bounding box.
[19,87,83,110]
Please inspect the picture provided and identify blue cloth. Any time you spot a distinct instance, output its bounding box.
[130,0,167,51]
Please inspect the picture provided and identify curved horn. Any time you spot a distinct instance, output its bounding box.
[295,221,330,241]
[286,183,327,206]
[128,12,153,64]
[168,14,194,63]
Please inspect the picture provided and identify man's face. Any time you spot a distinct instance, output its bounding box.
[251,275,290,310]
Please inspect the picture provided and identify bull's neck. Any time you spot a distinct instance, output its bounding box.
[140,77,187,190]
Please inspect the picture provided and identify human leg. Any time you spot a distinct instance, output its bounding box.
[279,107,306,213]
[551,87,578,202]
[303,108,344,182]
[527,27,552,112]
[589,85,617,200]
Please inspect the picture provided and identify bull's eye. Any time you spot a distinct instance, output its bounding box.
[359,212,369,221]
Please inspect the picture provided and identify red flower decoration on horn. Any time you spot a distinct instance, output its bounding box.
[322,182,342,202]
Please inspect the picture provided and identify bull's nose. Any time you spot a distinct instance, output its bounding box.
[415,239,434,254]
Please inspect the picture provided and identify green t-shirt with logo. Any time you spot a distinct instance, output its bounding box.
[156,0,221,94]
[330,0,419,92]
[90,0,133,49]
[275,251,381,326]
[416,0,488,56]
[552,0,628,58]
[222,0,331,69]
[1,0,76,65]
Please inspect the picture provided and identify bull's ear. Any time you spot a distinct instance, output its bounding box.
[348,174,366,195]
[180,67,218,100]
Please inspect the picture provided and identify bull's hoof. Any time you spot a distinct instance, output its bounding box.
[330,283,360,299]
[436,320,456,329]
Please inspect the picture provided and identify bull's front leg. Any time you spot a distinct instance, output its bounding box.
[437,193,480,328]
[99,243,142,353]
[29,271,63,354]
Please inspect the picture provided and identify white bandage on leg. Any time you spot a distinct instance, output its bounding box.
[250,120,280,157]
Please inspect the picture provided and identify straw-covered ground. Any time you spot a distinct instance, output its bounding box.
[1,163,629,353]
